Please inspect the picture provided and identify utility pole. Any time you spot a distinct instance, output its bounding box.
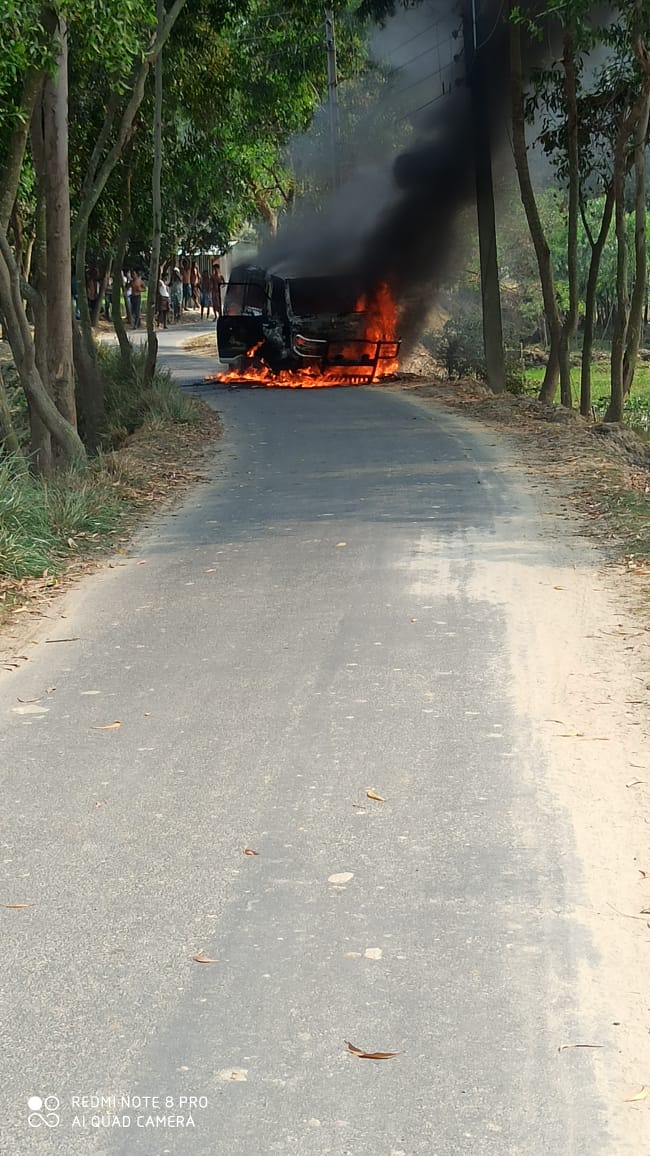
[463,0,506,392]
[324,6,340,189]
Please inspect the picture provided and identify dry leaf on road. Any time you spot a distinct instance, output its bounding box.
[92,721,121,730]
[242,848,259,856]
[624,1087,648,1103]
[344,1040,399,1060]
[191,953,219,964]
[558,1043,603,1052]
[4,903,33,909]
[366,790,385,802]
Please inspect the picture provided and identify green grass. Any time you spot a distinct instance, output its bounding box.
[99,344,203,446]
[0,344,207,583]
[0,453,125,578]
[521,359,650,431]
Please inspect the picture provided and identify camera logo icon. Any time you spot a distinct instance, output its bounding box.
[28,1095,60,1128]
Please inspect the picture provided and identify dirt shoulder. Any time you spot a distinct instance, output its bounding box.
[386,369,650,571]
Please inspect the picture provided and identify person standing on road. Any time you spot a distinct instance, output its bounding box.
[181,258,192,311]
[171,267,183,323]
[130,270,144,330]
[211,260,225,318]
[200,268,212,320]
[190,261,201,310]
[157,277,170,329]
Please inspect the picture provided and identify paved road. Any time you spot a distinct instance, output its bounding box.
[1,329,609,1154]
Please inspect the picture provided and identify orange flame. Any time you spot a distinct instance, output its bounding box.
[215,282,399,389]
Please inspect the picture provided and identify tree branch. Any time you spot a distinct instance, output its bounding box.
[71,0,188,248]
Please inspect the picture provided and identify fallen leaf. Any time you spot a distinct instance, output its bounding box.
[624,1087,648,1103]
[3,903,33,909]
[558,1043,603,1052]
[639,870,649,879]
[366,790,385,802]
[335,542,347,547]
[626,779,645,788]
[92,721,121,730]
[192,953,219,964]
[242,848,259,856]
[344,1040,399,1060]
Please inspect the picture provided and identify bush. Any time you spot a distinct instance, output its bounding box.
[434,317,486,379]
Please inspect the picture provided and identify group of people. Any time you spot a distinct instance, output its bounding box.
[111,260,226,331]
[156,259,225,330]
[80,259,225,331]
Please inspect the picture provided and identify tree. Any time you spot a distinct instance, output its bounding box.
[509,13,562,402]
[144,0,164,388]
[606,0,650,421]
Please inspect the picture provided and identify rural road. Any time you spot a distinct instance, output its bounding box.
[1,324,649,1155]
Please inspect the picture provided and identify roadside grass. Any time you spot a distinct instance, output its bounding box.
[599,488,650,565]
[99,343,203,445]
[522,360,650,433]
[0,343,219,620]
[0,452,125,579]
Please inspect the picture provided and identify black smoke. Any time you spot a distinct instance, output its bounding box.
[257,0,538,345]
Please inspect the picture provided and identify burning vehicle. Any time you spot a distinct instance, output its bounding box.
[216,264,400,387]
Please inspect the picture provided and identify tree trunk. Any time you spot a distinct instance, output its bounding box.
[605,0,650,422]
[0,69,42,234]
[540,324,561,403]
[144,0,164,389]
[558,27,580,409]
[580,185,615,417]
[28,117,53,473]
[74,222,104,449]
[607,143,629,423]
[41,9,77,448]
[0,364,24,461]
[113,170,134,369]
[510,17,561,403]
[10,205,24,278]
[0,234,86,465]
[622,85,650,395]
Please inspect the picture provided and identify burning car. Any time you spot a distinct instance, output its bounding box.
[216,264,400,387]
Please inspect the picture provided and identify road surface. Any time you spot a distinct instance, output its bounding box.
[1,325,647,1154]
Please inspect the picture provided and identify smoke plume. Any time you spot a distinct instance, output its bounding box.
[257,0,534,344]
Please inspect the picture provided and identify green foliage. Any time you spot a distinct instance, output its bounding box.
[67,0,157,87]
[0,341,204,579]
[0,451,124,577]
[97,342,202,447]
[0,0,50,131]
[432,317,486,380]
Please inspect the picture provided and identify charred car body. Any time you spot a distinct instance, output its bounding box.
[216,264,400,384]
